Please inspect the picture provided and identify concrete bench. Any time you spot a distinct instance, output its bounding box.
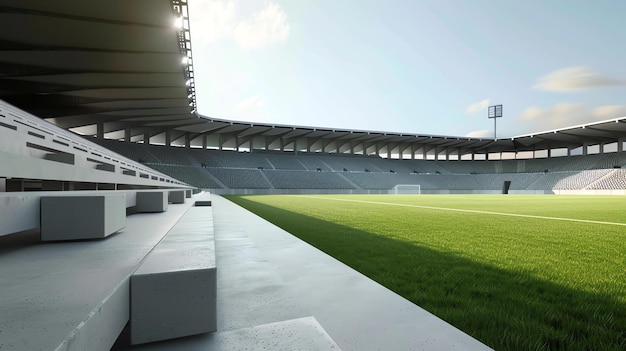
[130,206,217,345]
[168,189,186,204]
[136,191,168,213]
[40,194,125,241]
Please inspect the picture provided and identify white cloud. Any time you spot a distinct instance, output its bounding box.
[465,129,492,138]
[533,66,624,92]
[517,103,626,132]
[189,0,237,46]
[593,105,626,119]
[465,99,490,114]
[235,96,265,116]
[189,0,289,50]
[233,2,289,50]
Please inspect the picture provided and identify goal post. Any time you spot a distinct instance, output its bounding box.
[392,184,421,195]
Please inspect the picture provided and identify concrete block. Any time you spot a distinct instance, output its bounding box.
[169,190,185,204]
[131,268,216,345]
[136,191,168,213]
[40,194,125,241]
[194,200,212,207]
[130,207,216,345]
[185,189,192,198]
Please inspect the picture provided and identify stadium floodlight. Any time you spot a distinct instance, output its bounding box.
[174,16,183,29]
[488,105,503,140]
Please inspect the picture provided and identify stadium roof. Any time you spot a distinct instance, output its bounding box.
[1,0,626,158]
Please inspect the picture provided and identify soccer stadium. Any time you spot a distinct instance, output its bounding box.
[0,1,625,350]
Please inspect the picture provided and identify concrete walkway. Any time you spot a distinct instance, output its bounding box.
[126,195,492,351]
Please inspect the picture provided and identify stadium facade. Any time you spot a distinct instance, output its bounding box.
[1,1,625,350]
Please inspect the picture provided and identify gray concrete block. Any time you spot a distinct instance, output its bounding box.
[40,194,125,241]
[169,190,185,204]
[185,189,192,198]
[130,206,216,345]
[131,267,217,345]
[136,191,168,213]
[194,200,212,207]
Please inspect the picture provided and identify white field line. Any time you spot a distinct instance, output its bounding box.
[297,195,626,227]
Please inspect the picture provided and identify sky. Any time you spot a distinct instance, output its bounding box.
[187,0,626,139]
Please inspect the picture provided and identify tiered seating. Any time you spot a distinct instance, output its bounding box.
[434,160,494,174]
[94,138,161,164]
[147,144,196,166]
[208,168,271,189]
[264,152,307,170]
[344,172,426,189]
[87,137,626,192]
[588,169,626,189]
[384,159,424,173]
[187,149,225,168]
[592,153,626,170]
[521,158,552,173]
[552,169,613,190]
[524,171,575,190]
[297,153,333,171]
[205,150,271,169]
[472,173,544,191]
[418,174,479,190]
[264,170,355,189]
[313,154,355,171]
[149,164,223,189]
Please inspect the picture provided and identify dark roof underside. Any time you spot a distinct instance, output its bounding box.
[1,0,625,157]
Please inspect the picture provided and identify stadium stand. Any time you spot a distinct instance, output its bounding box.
[91,141,626,194]
[2,1,626,349]
[91,137,626,195]
[148,164,224,190]
[208,168,272,189]
[264,169,355,189]
[588,169,626,189]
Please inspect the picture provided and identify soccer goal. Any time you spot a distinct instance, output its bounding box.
[392,184,421,195]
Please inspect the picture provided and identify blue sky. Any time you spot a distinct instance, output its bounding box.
[188,0,626,138]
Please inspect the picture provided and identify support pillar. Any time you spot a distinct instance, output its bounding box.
[97,122,104,139]
[165,131,171,146]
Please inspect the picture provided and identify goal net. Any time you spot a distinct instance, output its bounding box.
[392,184,421,195]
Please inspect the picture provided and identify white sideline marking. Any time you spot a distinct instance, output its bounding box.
[298,196,626,227]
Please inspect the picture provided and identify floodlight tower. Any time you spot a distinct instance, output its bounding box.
[488,104,502,140]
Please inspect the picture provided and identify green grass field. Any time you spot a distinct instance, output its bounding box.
[225,194,626,351]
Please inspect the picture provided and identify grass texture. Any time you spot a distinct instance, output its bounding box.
[225,194,626,351]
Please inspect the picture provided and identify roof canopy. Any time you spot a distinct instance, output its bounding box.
[1,0,625,158]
